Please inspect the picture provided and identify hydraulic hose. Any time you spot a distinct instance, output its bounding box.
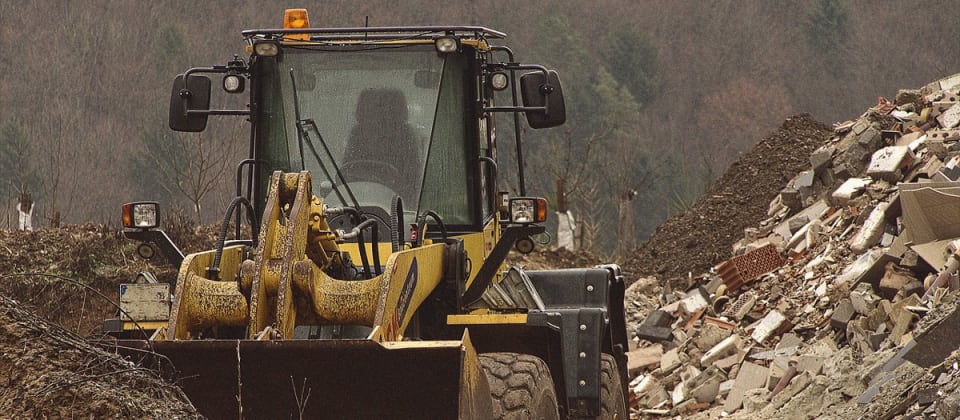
[414,210,448,248]
[209,196,258,281]
[391,196,404,253]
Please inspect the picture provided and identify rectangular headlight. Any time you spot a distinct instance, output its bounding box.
[509,197,547,224]
[122,202,160,229]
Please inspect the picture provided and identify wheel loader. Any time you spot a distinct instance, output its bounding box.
[110,9,628,419]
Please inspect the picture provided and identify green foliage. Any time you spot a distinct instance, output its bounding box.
[157,23,190,75]
[804,0,848,53]
[0,119,39,196]
[602,27,658,105]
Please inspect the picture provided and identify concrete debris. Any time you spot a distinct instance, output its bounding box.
[626,72,960,419]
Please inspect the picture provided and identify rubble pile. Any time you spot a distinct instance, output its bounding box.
[626,73,960,419]
[626,115,833,288]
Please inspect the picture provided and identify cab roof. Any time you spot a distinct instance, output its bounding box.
[242,26,506,43]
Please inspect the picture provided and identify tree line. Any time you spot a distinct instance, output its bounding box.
[2,0,960,257]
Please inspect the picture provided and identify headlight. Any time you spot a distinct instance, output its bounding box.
[434,36,459,53]
[490,72,509,91]
[509,197,547,224]
[253,41,279,57]
[122,202,160,229]
[222,74,245,93]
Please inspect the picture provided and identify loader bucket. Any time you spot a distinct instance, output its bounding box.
[115,334,492,419]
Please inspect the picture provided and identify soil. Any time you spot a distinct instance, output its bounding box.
[624,114,833,289]
[0,223,217,417]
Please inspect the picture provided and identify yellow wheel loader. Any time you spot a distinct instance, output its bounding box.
[111,9,628,419]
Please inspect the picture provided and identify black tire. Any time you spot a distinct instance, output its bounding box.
[480,352,560,420]
[600,353,627,420]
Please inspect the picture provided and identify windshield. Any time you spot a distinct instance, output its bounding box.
[256,45,474,225]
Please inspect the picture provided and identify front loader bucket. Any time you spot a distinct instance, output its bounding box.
[115,334,492,419]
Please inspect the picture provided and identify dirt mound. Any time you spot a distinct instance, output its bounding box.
[0,293,198,417]
[624,114,832,287]
[0,224,221,416]
[506,245,608,271]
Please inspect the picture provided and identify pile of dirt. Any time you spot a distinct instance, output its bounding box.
[0,223,222,416]
[0,292,198,417]
[624,114,833,288]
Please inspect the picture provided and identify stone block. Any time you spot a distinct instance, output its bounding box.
[627,344,663,375]
[685,366,726,404]
[751,310,787,344]
[637,325,673,343]
[632,375,670,409]
[858,127,882,150]
[694,323,731,352]
[878,262,917,299]
[788,216,810,235]
[850,283,879,315]
[832,163,852,180]
[831,177,870,206]
[927,139,948,159]
[895,89,922,106]
[810,146,835,175]
[701,334,741,368]
[780,188,803,213]
[661,347,682,374]
[795,170,815,189]
[641,310,676,329]
[849,202,890,254]
[866,146,914,182]
[937,104,960,128]
[901,278,923,298]
[831,298,856,331]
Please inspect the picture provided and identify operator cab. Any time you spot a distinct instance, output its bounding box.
[166,20,564,246]
[254,41,474,232]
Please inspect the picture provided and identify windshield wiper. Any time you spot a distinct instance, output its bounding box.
[289,69,360,210]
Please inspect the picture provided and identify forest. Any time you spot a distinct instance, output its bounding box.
[2,0,960,256]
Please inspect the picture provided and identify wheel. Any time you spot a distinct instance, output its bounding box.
[600,354,627,420]
[480,352,559,420]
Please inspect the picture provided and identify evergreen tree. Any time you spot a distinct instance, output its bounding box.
[603,27,658,105]
[804,0,848,54]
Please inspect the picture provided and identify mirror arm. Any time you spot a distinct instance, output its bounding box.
[179,65,250,117]
[186,109,252,116]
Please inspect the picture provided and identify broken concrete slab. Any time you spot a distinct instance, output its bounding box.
[701,334,742,368]
[900,181,960,244]
[831,177,871,205]
[830,298,856,331]
[850,283,880,315]
[752,310,787,344]
[810,146,836,175]
[685,366,726,403]
[866,146,915,182]
[632,375,670,409]
[661,347,682,374]
[722,361,768,414]
[627,344,663,376]
[849,201,891,254]
[911,238,958,270]
[904,305,960,368]
[878,261,918,299]
[694,323,731,352]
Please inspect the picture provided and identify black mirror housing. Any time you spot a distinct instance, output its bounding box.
[169,74,212,132]
[520,70,566,129]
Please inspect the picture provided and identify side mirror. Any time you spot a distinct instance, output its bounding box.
[169,74,212,132]
[520,70,566,129]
